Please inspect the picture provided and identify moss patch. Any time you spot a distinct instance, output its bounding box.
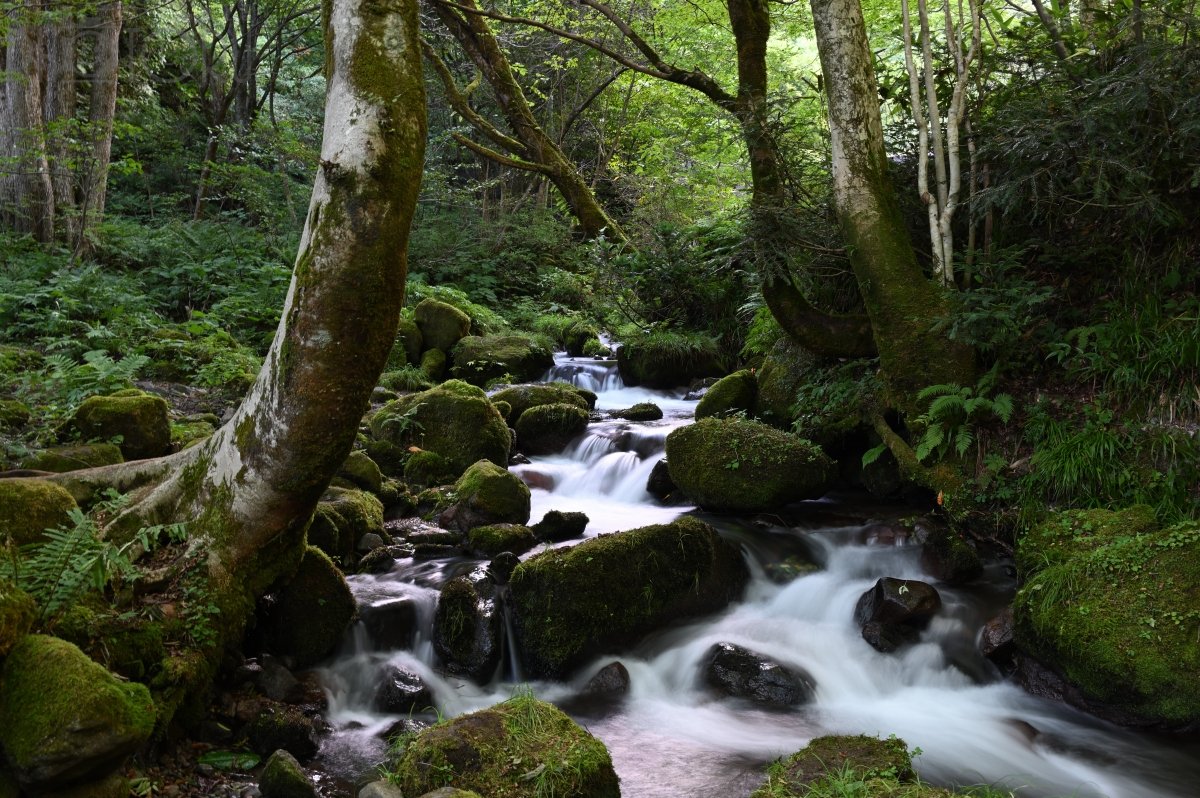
[415,298,472,352]
[450,335,554,388]
[490,383,589,424]
[387,693,618,798]
[64,392,171,460]
[338,450,384,494]
[447,460,531,531]
[0,399,30,429]
[751,735,914,798]
[0,581,35,658]
[1013,508,1200,727]
[695,369,757,420]
[514,403,589,455]
[19,443,124,473]
[306,488,385,564]
[665,418,835,512]
[468,524,536,557]
[0,478,78,547]
[509,515,749,677]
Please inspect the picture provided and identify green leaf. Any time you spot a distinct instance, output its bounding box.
[861,443,888,467]
[197,750,261,771]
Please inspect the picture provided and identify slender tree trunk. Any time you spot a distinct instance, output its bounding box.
[51,0,427,719]
[82,0,123,239]
[44,13,78,246]
[810,0,973,411]
[1,1,55,242]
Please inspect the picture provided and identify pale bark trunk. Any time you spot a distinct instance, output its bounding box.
[44,14,78,246]
[811,0,973,409]
[83,0,123,239]
[1,2,55,242]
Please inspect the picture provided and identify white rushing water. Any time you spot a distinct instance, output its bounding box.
[317,354,1200,797]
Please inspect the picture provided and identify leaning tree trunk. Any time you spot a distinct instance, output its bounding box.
[810,0,973,412]
[50,0,426,713]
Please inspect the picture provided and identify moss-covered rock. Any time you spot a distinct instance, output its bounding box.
[0,635,155,790]
[510,515,749,677]
[421,348,447,382]
[616,335,725,389]
[753,337,819,427]
[564,324,601,358]
[751,735,915,798]
[442,460,531,532]
[19,443,124,473]
[379,367,434,394]
[52,604,167,683]
[338,450,384,495]
[403,450,457,489]
[490,383,589,424]
[695,369,757,421]
[261,547,356,668]
[433,570,502,682]
[665,418,835,512]
[1013,508,1200,728]
[531,510,589,543]
[609,403,662,421]
[370,381,511,480]
[0,581,35,658]
[0,478,78,547]
[0,399,30,429]
[306,488,385,564]
[514,403,589,455]
[415,298,472,353]
[64,392,170,460]
[169,419,216,450]
[388,694,619,798]
[468,524,537,557]
[259,749,316,798]
[395,316,424,367]
[907,516,982,585]
[450,335,554,388]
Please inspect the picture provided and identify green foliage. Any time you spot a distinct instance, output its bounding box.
[912,369,1014,464]
[408,279,510,335]
[0,490,186,627]
[790,359,880,442]
[25,350,148,419]
[933,255,1055,362]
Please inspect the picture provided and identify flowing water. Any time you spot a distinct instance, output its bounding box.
[317,355,1200,797]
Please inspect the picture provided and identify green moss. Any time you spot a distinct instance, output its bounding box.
[170,420,216,450]
[509,515,749,677]
[19,443,124,472]
[0,399,30,429]
[616,332,725,389]
[339,450,384,494]
[695,369,757,420]
[609,402,662,421]
[0,580,35,658]
[1013,509,1200,726]
[66,392,170,460]
[490,383,588,424]
[306,488,384,563]
[415,298,472,352]
[468,524,536,557]
[379,366,434,393]
[753,337,820,427]
[54,604,167,682]
[452,460,531,528]
[260,750,315,798]
[0,635,156,786]
[404,449,457,488]
[0,478,78,546]
[493,400,512,422]
[665,418,835,512]
[392,316,423,368]
[450,335,554,388]
[369,380,511,479]
[751,735,915,798]
[387,694,618,798]
[421,347,447,381]
[262,547,356,668]
[514,403,588,455]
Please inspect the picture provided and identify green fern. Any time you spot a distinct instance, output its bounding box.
[31,349,149,415]
[911,368,1015,464]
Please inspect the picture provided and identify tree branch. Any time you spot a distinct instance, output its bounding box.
[452,133,555,173]
[421,38,528,156]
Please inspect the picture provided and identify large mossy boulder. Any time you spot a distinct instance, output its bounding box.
[261,547,356,668]
[0,478,78,547]
[0,581,35,657]
[490,383,590,424]
[0,399,30,429]
[369,381,511,479]
[259,749,317,798]
[450,335,554,388]
[510,515,749,678]
[665,418,834,512]
[306,488,385,564]
[388,694,619,798]
[514,403,588,455]
[414,298,472,353]
[441,460,531,532]
[337,451,384,495]
[0,635,155,790]
[616,336,725,389]
[753,337,819,427]
[19,443,125,473]
[1013,508,1200,729]
[751,735,916,798]
[64,391,170,461]
[694,369,756,421]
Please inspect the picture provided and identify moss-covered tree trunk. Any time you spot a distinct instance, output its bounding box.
[810,0,973,409]
[48,0,426,718]
[427,0,623,241]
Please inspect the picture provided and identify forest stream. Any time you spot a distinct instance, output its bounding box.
[313,354,1200,798]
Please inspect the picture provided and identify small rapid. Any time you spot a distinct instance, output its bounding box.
[316,354,1200,797]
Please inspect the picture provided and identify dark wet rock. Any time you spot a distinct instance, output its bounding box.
[488,552,520,585]
[361,598,419,651]
[358,533,387,552]
[860,621,919,653]
[704,643,814,707]
[260,547,356,669]
[413,543,463,560]
[980,608,1015,666]
[764,556,820,584]
[257,655,305,704]
[373,666,433,714]
[860,522,911,546]
[259,749,316,798]
[379,717,429,743]
[389,696,618,798]
[683,377,721,400]
[439,460,531,533]
[510,516,749,678]
[515,403,589,455]
[531,510,589,542]
[645,460,676,501]
[584,662,631,697]
[609,403,663,421]
[245,704,320,761]
[665,418,835,512]
[357,546,404,574]
[854,578,941,627]
[860,447,904,498]
[909,516,983,584]
[433,570,502,683]
[694,369,756,421]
